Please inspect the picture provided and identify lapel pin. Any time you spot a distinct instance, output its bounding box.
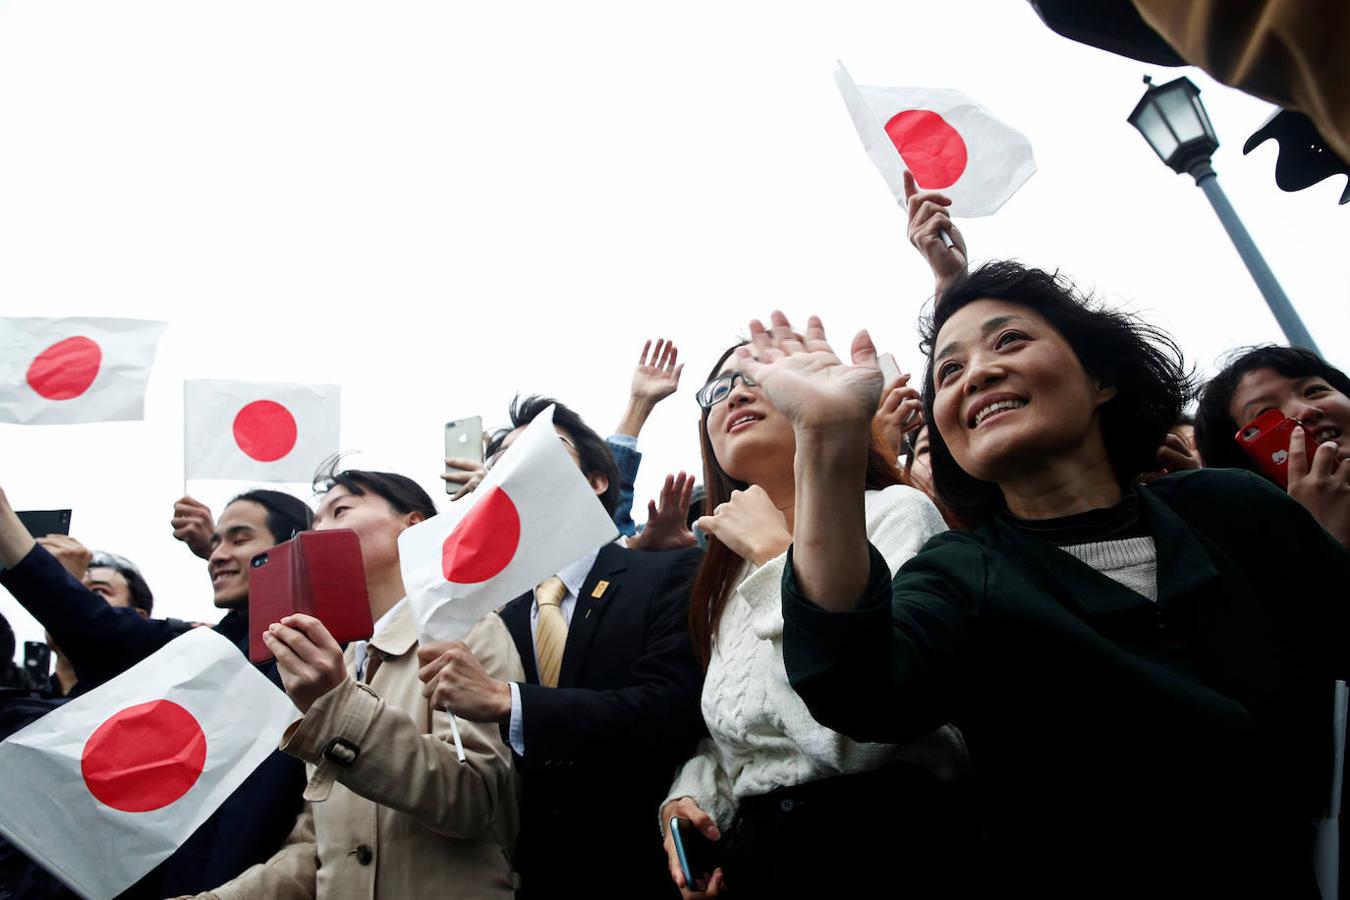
[591,580,610,599]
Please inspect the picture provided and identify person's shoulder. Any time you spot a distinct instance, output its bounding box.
[1143,467,1288,512]
[867,484,947,528]
[606,542,702,574]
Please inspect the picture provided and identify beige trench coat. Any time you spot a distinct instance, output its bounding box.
[203,607,523,899]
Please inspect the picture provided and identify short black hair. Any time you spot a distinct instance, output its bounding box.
[922,261,1196,523]
[1195,345,1350,472]
[229,489,315,545]
[312,457,437,521]
[88,552,155,615]
[486,395,620,515]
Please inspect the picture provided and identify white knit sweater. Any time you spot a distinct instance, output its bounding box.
[663,484,969,831]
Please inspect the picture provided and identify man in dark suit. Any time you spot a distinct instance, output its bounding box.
[419,395,705,900]
[0,484,310,898]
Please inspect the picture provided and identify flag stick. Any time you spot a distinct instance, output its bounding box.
[448,715,466,762]
[939,229,955,249]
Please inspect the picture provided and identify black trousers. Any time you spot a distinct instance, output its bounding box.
[719,763,980,897]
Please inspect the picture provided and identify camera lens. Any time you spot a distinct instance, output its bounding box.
[251,554,268,568]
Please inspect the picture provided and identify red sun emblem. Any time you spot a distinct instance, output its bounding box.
[884,109,968,189]
[232,400,298,462]
[441,487,522,584]
[81,700,207,812]
[26,336,103,401]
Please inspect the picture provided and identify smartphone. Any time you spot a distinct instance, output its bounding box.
[23,642,52,680]
[878,352,903,386]
[248,529,373,664]
[670,817,720,888]
[1235,409,1309,488]
[444,416,484,495]
[16,509,72,538]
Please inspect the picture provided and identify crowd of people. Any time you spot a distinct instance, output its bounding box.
[1,177,1348,900]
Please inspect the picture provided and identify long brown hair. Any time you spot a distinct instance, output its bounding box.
[688,343,906,667]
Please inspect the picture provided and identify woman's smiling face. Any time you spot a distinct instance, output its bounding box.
[930,298,1116,483]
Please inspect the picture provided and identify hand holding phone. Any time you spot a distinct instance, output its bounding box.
[670,816,723,892]
[1235,409,1310,488]
[444,417,485,497]
[878,352,903,387]
[248,529,372,664]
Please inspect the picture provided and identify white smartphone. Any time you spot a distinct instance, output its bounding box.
[444,417,484,494]
[878,352,903,385]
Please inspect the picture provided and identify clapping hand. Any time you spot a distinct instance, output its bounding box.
[735,312,883,437]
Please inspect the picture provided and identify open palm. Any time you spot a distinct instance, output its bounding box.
[737,311,883,432]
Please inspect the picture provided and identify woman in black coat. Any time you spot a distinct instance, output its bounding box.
[735,262,1350,898]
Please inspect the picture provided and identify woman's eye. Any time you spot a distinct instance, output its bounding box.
[334,506,348,517]
[995,331,1026,349]
[937,362,960,384]
[1306,384,1330,397]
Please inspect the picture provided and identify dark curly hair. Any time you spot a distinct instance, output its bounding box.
[920,261,1197,523]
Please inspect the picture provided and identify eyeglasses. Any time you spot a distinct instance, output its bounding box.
[696,371,757,409]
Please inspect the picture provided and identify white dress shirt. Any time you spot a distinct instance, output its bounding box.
[506,547,601,756]
[352,597,406,682]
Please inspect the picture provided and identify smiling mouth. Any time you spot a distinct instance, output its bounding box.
[1314,426,1343,444]
[727,412,763,433]
[970,398,1028,428]
[211,570,239,587]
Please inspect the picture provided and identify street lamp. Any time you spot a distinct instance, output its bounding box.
[1128,75,1320,355]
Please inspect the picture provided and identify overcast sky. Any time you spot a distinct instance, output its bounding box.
[3,0,1347,650]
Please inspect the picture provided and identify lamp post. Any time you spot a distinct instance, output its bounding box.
[1128,75,1320,355]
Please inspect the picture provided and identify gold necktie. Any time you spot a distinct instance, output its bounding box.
[534,576,568,688]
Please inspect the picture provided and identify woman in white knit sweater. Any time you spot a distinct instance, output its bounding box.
[659,342,971,898]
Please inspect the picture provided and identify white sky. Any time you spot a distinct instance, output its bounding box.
[3,0,1347,651]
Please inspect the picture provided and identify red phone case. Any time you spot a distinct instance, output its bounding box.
[248,529,373,664]
[1234,409,1308,489]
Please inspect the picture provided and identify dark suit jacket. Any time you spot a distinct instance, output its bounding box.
[498,542,705,900]
[0,545,305,898]
[783,469,1350,898]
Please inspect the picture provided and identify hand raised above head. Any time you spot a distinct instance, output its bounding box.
[905,170,968,292]
[736,311,883,436]
[170,495,216,560]
[628,472,698,552]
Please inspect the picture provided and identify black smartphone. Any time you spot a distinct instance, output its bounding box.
[16,509,72,538]
[670,817,721,887]
[23,642,52,681]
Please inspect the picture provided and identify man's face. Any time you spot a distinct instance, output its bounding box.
[82,566,147,619]
[493,424,609,499]
[206,500,276,608]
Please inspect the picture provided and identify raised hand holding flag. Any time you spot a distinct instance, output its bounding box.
[835,61,1036,218]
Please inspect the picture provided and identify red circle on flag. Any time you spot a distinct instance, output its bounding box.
[25,336,103,400]
[232,400,298,462]
[441,487,521,584]
[884,109,968,189]
[81,700,207,812]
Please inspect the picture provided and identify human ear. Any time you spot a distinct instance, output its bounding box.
[588,473,610,498]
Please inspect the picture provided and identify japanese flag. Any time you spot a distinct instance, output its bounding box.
[0,628,295,900]
[835,62,1036,217]
[0,317,167,425]
[401,405,619,642]
[184,379,340,483]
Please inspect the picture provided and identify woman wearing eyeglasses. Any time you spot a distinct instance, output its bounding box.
[658,343,971,898]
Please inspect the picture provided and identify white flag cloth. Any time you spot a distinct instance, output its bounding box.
[835,62,1036,217]
[401,405,619,642]
[184,379,340,483]
[0,316,167,424]
[0,628,295,900]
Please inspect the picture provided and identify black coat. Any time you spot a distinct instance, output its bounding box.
[498,543,705,900]
[0,545,305,898]
[783,469,1350,898]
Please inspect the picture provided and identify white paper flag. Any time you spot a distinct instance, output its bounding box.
[0,628,296,899]
[401,406,619,642]
[184,378,340,483]
[836,62,1036,217]
[0,317,167,424]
